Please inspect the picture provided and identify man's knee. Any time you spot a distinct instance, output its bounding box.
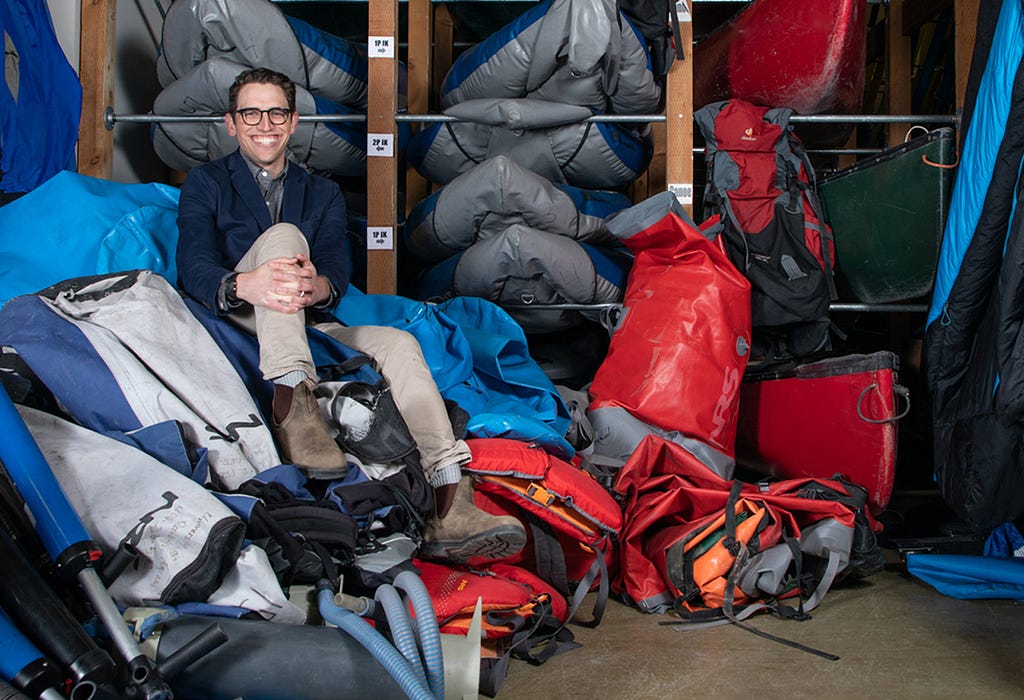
[251,223,308,261]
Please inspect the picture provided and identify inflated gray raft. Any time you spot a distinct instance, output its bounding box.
[415,224,632,333]
[407,98,653,188]
[439,0,660,115]
[152,0,391,175]
[404,155,630,262]
[157,0,369,109]
[152,57,366,176]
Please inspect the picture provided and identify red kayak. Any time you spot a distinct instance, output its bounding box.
[693,0,867,117]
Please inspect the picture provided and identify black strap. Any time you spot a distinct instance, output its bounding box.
[270,504,360,552]
[722,480,744,556]
[528,519,570,596]
[668,0,685,61]
[666,493,840,661]
[720,529,837,660]
[525,514,610,628]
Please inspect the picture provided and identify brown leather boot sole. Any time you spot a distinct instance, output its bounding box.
[419,524,527,564]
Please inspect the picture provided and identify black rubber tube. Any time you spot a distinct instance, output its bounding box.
[155,615,408,700]
[0,679,31,700]
[0,529,114,686]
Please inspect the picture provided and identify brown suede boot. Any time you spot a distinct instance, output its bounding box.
[420,476,526,563]
[272,379,349,479]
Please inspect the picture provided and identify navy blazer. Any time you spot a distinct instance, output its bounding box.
[176,149,350,313]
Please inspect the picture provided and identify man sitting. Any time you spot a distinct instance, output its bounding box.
[175,67,525,563]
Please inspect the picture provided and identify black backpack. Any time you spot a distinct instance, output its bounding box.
[695,99,838,360]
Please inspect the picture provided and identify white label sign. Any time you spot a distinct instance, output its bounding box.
[367,133,394,157]
[368,36,395,58]
[675,1,692,23]
[668,183,694,205]
[367,227,394,250]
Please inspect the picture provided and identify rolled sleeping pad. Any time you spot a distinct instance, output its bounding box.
[0,609,63,700]
[154,615,407,700]
[0,530,114,687]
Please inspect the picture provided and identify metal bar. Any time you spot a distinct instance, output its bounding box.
[106,106,960,129]
[392,113,669,123]
[829,303,929,313]
[502,302,928,313]
[502,303,622,312]
[104,107,367,129]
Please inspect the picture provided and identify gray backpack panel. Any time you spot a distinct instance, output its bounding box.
[587,405,736,479]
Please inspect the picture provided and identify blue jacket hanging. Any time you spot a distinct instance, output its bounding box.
[0,0,82,193]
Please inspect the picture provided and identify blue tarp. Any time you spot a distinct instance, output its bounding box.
[0,171,181,306]
[0,172,571,456]
[335,291,574,458]
[906,552,1024,600]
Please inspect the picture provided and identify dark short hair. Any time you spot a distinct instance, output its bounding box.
[228,67,297,112]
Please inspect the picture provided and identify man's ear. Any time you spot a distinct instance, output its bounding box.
[224,112,237,136]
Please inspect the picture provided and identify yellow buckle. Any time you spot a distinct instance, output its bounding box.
[526,482,556,506]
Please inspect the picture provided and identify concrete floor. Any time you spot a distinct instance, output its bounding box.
[496,552,1024,699]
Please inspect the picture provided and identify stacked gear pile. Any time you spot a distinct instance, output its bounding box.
[0,267,611,697]
[417,437,623,696]
[612,435,883,658]
[404,0,661,333]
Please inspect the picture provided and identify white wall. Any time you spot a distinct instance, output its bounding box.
[45,0,169,184]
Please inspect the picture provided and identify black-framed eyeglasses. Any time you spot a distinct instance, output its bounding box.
[234,107,293,126]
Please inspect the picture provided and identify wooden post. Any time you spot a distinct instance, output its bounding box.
[886,0,913,147]
[432,4,455,100]
[955,0,979,115]
[366,0,399,294]
[405,0,432,217]
[78,0,115,179]
[664,1,694,215]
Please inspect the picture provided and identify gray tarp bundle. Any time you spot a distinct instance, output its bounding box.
[405,155,624,262]
[0,271,280,490]
[408,98,653,189]
[18,405,303,623]
[409,0,658,188]
[152,0,372,175]
[407,156,633,333]
[153,57,365,175]
[438,0,661,115]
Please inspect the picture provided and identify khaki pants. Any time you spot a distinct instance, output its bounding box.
[230,223,470,480]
